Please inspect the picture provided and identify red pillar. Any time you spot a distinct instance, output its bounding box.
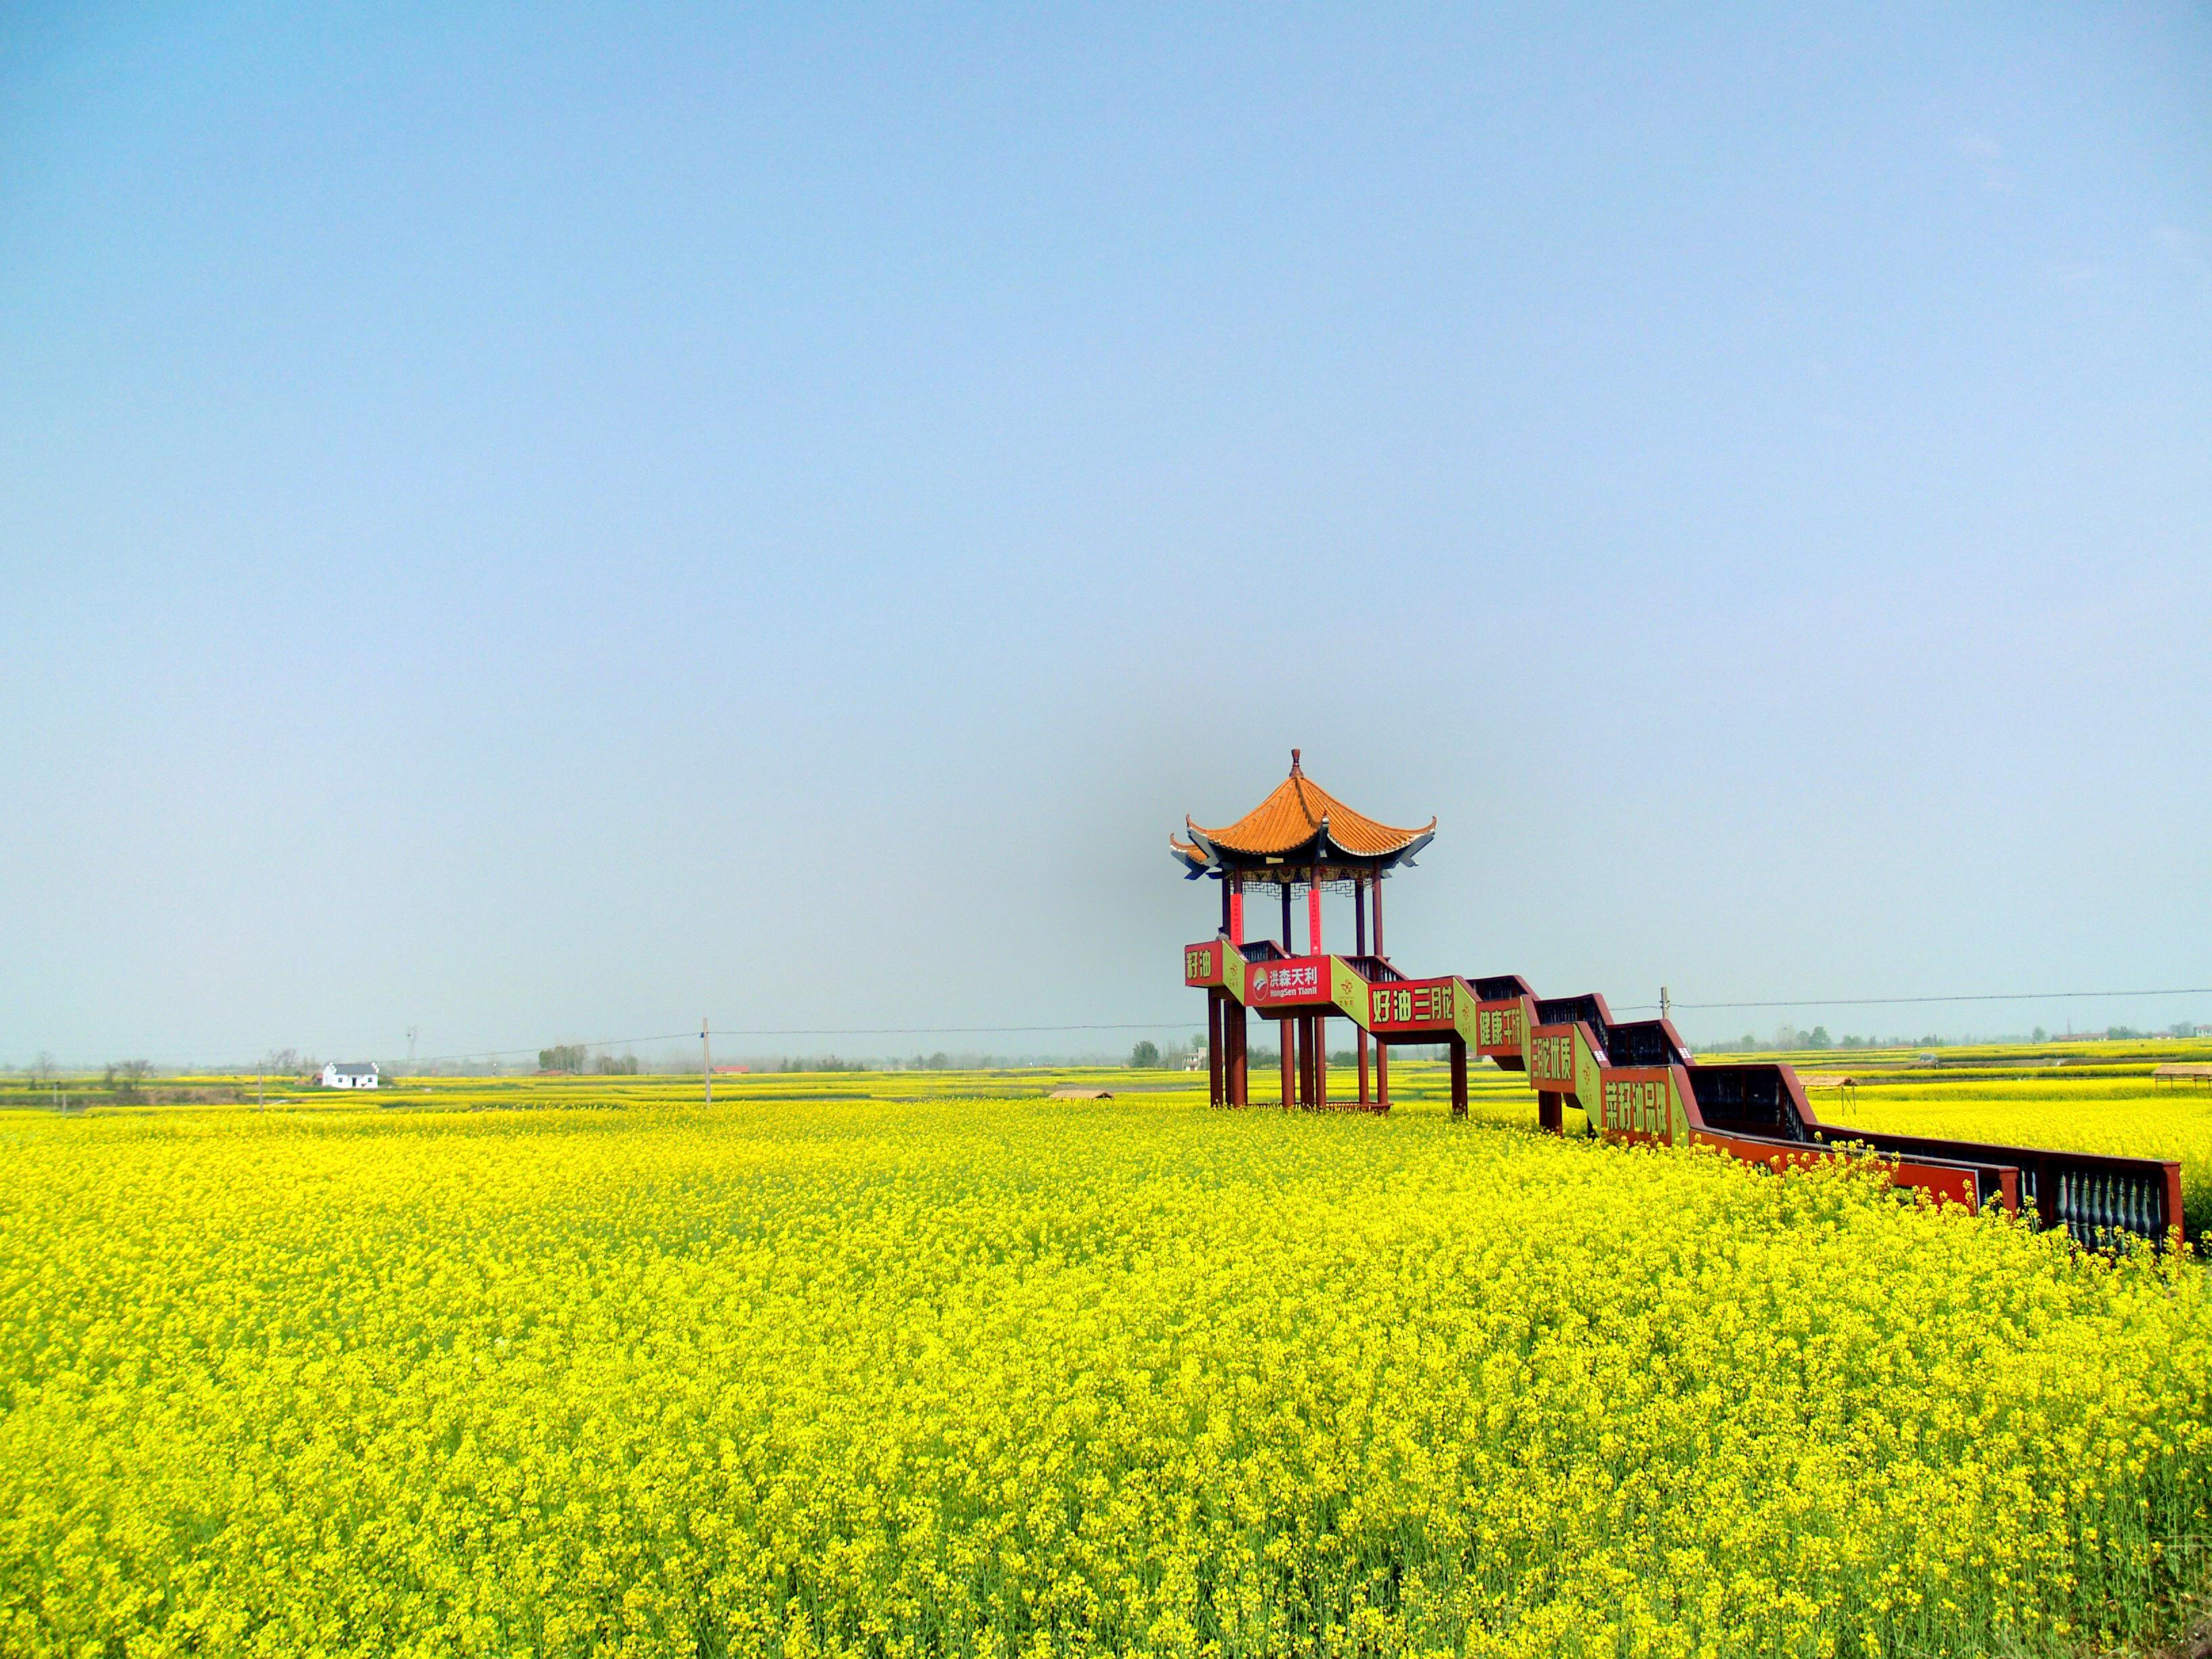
[1279,1019,1294,1109]
[1354,878,1370,1103]
[1228,1001,1247,1105]
[1207,989,1224,1107]
[1315,1015,1328,1107]
[1372,878,1390,1109]
[1450,1037,1468,1120]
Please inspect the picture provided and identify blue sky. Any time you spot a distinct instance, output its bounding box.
[5,3,2209,1064]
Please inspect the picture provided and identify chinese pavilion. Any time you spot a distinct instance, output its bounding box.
[1171,751,1434,1109]
[1164,755,2190,1254]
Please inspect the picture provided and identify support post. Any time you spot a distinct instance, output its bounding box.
[1220,877,1232,937]
[1229,1000,1247,1106]
[702,1019,712,1106]
[1450,1036,1468,1119]
[1354,878,1370,1103]
[1538,1092,1564,1135]
[1207,989,1224,1107]
[1280,1019,1294,1109]
[1315,1015,1328,1108]
[1281,882,1294,953]
[1370,878,1389,1105]
[1227,998,1247,1105]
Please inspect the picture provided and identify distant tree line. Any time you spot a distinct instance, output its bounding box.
[538,1045,641,1074]
[103,1059,153,1103]
[1126,1035,1206,1069]
[1699,1022,2207,1052]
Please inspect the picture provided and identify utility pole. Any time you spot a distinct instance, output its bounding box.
[702,1018,712,1105]
[257,1068,264,1110]
[407,1027,418,1067]
[1660,986,1671,1023]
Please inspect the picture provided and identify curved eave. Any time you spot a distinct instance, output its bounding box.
[1168,835,1213,880]
[1200,840,1426,875]
[1393,827,1437,867]
[1188,808,1437,862]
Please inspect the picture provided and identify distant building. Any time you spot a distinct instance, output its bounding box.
[320,1062,380,1090]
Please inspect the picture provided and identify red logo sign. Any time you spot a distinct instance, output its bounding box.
[1248,960,1323,1004]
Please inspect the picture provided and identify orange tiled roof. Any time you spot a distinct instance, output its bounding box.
[1186,752,1433,859]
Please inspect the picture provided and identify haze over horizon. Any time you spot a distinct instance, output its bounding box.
[5,3,2209,1066]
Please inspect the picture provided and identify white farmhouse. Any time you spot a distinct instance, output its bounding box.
[320,1061,381,1090]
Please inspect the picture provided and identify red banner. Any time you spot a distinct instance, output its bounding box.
[1368,978,1457,1031]
[1528,1024,1577,1086]
[1474,999,1523,1057]
[1598,1067,1671,1141]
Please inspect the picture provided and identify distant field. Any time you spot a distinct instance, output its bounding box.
[3,1048,2211,1656]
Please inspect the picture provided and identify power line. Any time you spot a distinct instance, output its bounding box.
[350,987,2212,1068]
[1621,985,2212,1015]
[405,1019,1204,1068]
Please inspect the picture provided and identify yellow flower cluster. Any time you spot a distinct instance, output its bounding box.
[1,1090,2207,1657]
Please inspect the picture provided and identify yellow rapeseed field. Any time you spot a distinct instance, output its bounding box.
[2,1082,2209,1658]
